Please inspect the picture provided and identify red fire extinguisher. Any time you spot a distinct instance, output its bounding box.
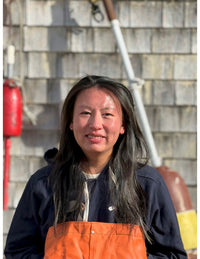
[3,45,23,210]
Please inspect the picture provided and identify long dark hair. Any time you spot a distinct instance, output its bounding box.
[49,75,149,236]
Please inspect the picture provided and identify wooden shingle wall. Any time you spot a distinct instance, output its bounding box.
[3,0,197,247]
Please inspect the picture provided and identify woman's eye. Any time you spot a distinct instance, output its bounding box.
[80,111,90,115]
[103,113,113,117]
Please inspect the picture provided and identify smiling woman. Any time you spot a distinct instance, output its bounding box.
[4,75,187,258]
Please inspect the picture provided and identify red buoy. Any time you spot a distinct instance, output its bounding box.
[3,78,23,210]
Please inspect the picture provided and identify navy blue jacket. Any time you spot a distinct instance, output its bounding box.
[4,150,187,258]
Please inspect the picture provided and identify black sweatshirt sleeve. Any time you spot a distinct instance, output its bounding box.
[137,166,187,258]
[4,167,54,259]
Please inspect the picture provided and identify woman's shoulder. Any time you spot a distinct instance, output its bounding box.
[30,165,52,180]
[136,164,166,189]
[136,164,175,207]
[27,165,53,193]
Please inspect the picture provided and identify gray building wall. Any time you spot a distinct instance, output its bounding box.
[3,0,197,248]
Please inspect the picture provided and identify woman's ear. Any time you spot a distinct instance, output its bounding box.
[120,125,125,135]
[69,122,73,130]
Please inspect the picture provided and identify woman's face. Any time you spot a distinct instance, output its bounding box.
[70,87,125,161]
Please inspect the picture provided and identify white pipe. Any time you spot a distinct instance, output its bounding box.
[111,19,161,167]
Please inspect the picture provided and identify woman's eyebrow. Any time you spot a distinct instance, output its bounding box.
[78,105,116,110]
[101,107,116,111]
[78,105,92,109]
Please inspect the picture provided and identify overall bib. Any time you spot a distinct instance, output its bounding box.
[44,221,147,259]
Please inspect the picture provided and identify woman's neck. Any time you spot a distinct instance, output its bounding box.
[80,155,110,175]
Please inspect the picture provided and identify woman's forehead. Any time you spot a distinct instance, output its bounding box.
[74,87,122,110]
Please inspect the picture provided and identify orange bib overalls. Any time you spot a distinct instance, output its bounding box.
[44,221,147,259]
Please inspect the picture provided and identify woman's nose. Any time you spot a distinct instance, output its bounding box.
[89,113,102,129]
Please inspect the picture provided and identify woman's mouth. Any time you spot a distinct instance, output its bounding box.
[86,134,105,143]
[87,135,104,139]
